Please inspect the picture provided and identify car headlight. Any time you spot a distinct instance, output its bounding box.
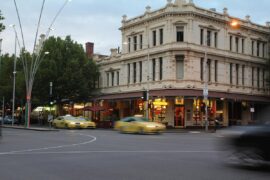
[69,122,76,125]
[146,125,156,128]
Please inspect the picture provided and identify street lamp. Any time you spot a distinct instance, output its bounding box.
[0,38,2,136]
[12,0,71,128]
[10,24,18,126]
[203,19,240,131]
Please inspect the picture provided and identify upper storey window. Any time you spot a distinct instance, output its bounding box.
[152,30,157,46]
[133,36,137,51]
[200,27,218,48]
[159,28,163,45]
[176,26,184,42]
[207,30,211,46]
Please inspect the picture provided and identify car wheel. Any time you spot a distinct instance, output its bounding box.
[65,124,70,129]
[120,127,125,133]
[139,127,145,134]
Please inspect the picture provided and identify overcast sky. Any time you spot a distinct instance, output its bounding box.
[0,0,270,55]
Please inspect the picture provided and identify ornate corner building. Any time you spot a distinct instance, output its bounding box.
[93,0,270,128]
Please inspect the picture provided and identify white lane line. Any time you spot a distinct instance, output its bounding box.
[0,133,97,155]
[0,150,224,155]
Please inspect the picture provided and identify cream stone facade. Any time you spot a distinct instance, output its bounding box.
[94,0,270,128]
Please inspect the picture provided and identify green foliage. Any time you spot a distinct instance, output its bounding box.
[0,54,25,106]
[0,10,5,33]
[32,36,100,105]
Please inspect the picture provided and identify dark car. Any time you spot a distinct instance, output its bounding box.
[220,123,270,167]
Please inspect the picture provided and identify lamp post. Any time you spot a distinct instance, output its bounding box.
[203,49,209,132]
[0,38,2,136]
[203,19,240,132]
[10,24,18,126]
[12,0,71,128]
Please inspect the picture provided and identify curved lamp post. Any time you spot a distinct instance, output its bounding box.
[13,0,71,128]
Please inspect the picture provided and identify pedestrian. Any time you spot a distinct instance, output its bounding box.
[214,119,219,132]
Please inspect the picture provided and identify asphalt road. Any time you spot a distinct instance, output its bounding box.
[0,128,269,180]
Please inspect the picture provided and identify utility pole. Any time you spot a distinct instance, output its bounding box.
[12,31,17,126]
[0,39,3,136]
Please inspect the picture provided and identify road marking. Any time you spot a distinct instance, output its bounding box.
[0,133,97,155]
[0,150,224,155]
[189,131,201,134]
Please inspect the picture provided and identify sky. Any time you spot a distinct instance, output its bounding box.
[0,0,270,56]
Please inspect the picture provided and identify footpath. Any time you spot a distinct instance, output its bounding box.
[2,125,215,133]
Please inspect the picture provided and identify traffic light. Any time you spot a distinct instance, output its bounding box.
[142,90,148,101]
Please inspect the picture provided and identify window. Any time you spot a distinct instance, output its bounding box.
[230,63,233,84]
[252,67,254,87]
[230,36,233,51]
[235,37,239,52]
[176,55,184,79]
[152,30,156,46]
[214,32,218,48]
[159,29,163,45]
[127,63,130,84]
[242,65,245,86]
[257,68,260,88]
[214,60,218,82]
[117,71,119,85]
[200,58,204,81]
[252,41,254,55]
[200,29,204,45]
[263,43,265,58]
[139,61,142,82]
[263,69,265,88]
[140,34,143,49]
[176,26,184,42]
[106,73,109,87]
[111,72,114,86]
[236,64,239,85]
[242,39,245,53]
[133,36,137,51]
[207,30,211,46]
[257,41,260,57]
[128,38,131,52]
[159,57,163,80]
[207,59,211,82]
[133,62,136,83]
[152,59,156,81]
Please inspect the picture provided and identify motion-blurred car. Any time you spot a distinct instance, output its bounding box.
[220,123,270,167]
[114,116,166,134]
[52,115,96,129]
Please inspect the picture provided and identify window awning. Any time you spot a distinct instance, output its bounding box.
[94,89,270,103]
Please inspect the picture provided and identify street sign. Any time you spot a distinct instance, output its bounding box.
[48,115,53,122]
[203,88,208,97]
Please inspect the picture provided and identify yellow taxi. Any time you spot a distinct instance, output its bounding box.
[114,116,166,134]
[52,115,96,129]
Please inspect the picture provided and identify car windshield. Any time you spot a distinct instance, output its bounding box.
[63,116,78,121]
[76,117,91,121]
[121,117,149,122]
[134,117,149,122]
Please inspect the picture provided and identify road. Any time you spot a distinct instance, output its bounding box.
[0,128,269,180]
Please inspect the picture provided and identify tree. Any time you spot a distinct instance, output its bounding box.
[32,36,99,106]
[0,54,25,112]
[0,10,5,33]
